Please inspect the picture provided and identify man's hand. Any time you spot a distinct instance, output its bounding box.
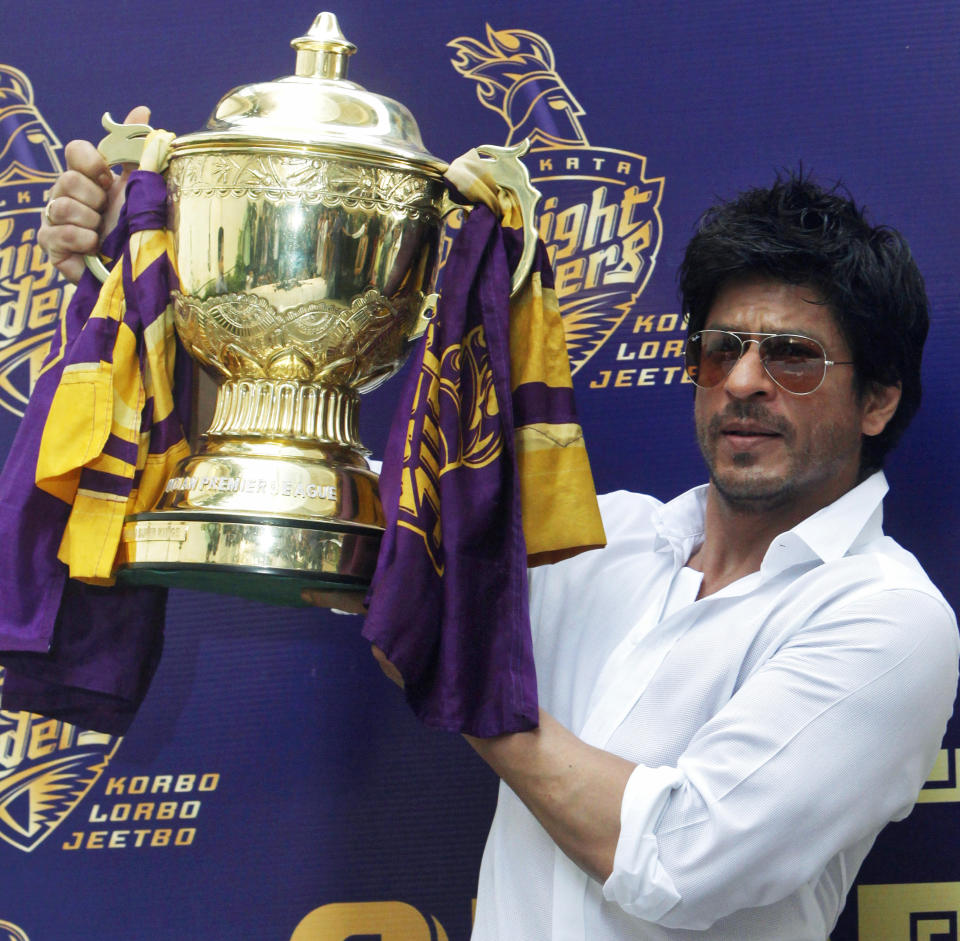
[371,645,404,688]
[38,105,151,282]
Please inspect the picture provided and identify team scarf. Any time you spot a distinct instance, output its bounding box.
[362,204,605,737]
[0,161,191,735]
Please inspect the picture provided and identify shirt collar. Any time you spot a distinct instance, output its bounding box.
[774,470,888,569]
[652,471,889,577]
[652,484,709,566]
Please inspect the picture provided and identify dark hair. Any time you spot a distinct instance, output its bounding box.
[678,171,929,471]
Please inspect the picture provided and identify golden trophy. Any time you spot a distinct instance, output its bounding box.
[94,12,539,605]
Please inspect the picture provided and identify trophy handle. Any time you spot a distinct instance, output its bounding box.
[84,112,154,282]
[477,140,542,298]
[440,139,543,298]
[411,141,542,341]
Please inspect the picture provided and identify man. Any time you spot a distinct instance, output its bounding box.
[40,136,958,939]
[455,177,958,940]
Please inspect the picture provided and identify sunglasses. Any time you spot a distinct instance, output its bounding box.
[684,329,854,395]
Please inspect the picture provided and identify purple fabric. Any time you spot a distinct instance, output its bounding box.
[361,205,539,737]
[512,381,579,426]
[66,313,123,367]
[102,432,141,465]
[0,171,188,735]
[149,407,188,454]
[0,226,124,655]
[77,466,130,497]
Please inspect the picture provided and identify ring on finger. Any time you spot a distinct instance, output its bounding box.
[44,198,55,225]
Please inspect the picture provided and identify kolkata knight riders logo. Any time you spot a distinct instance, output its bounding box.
[0,668,121,852]
[0,65,74,418]
[449,26,664,375]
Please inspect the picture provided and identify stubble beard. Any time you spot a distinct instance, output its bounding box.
[707,452,798,513]
[696,401,829,515]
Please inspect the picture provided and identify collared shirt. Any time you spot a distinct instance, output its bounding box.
[472,472,959,940]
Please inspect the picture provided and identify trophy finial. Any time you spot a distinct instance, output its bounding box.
[292,12,357,80]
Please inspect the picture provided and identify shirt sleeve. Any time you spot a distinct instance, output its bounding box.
[602,587,959,930]
[604,764,685,919]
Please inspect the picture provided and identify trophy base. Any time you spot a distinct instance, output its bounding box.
[117,512,381,607]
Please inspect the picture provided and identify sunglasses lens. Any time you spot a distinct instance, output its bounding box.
[759,335,827,393]
[685,331,829,393]
[685,331,742,387]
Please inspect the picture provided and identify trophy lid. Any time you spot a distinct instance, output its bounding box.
[171,12,447,175]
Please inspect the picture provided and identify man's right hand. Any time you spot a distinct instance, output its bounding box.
[38,105,151,283]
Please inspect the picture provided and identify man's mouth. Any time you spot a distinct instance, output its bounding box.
[719,422,785,448]
[722,424,781,437]
[703,406,792,452]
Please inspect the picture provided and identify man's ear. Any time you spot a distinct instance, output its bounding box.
[861,381,902,438]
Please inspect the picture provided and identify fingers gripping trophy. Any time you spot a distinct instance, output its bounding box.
[90,12,540,606]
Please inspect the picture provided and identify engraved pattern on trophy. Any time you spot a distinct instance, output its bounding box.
[172,288,412,387]
[169,153,440,215]
[166,146,445,456]
[168,152,443,381]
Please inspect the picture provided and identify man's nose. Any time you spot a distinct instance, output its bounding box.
[723,341,776,397]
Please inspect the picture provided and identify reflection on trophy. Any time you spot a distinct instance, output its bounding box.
[110,12,539,606]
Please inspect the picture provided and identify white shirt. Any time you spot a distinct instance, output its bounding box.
[472,472,959,940]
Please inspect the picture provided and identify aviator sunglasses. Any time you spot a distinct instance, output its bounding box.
[683,329,854,395]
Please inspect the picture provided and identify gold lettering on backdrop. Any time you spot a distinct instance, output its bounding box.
[59,771,219,851]
[0,65,75,416]
[538,185,654,290]
[588,312,690,392]
[61,828,197,850]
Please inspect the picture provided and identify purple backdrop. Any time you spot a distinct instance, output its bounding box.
[0,2,957,938]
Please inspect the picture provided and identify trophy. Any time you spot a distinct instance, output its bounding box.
[93,12,540,606]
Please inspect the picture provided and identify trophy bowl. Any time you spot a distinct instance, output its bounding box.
[111,12,538,606]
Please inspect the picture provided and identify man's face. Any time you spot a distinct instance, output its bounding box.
[694,276,892,517]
